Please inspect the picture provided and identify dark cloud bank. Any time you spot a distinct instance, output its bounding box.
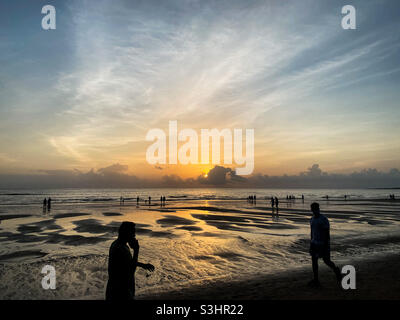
[1,164,400,189]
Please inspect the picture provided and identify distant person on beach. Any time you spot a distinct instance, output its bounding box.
[308,203,341,287]
[47,198,51,210]
[163,196,166,204]
[43,198,47,208]
[148,196,151,204]
[274,197,279,208]
[106,221,155,300]
[136,196,139,205]
[302,194,305,202]
[271,197,275,208]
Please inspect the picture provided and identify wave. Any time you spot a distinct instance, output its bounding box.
[0,193,39,196]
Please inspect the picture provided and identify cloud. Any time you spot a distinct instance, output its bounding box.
[97,163,128,175]
[1,163,400,189]
[196,165,247,186]
[301,164,325,177]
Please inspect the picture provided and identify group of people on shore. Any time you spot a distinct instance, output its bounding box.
[270,196,279,208]
[117,195,168,206]
[389,194,396,200]
[160,196,167,206]
[42,197,51,211]
[286,194,305,202]
[247,195,257,203]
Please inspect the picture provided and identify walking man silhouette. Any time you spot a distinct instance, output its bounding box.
[308,203,341,287]
[106,222,154,300]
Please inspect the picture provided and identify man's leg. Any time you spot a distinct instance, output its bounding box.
[312,255,319,282]
[322,255,341,281]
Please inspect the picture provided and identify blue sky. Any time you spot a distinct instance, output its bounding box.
[0,0,399,178]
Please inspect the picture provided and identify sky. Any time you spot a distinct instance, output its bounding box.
[0,0,400,186]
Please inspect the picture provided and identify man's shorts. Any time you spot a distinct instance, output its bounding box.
[309,242,330,258]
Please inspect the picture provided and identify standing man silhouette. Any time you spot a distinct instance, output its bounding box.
[47,197,52,211]
[106,222,154,300]
[309,203,341,287]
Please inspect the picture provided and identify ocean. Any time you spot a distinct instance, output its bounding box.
[0,188,399,299]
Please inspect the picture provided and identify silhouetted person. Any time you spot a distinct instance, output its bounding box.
[274,197,279,208]
[47,198,51,211]
[148,196,151,205]
[302,194,305,202]
[163,196,166,204]
[106,222,154,300]
[344,195,347,200]
[308,203,341,287]
[136,196,139,205]
[254,195,256,203]
[271,197,275,208]
[43,198,47,208]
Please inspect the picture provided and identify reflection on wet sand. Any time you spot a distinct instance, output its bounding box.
[0,196,399,299]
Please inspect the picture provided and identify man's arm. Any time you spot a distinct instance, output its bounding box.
[132,247,139,273]
[128,240,155,272]
[325,228,330,243]
[137,262,155,271]
[323,220,331,244]
[128,239,139,273]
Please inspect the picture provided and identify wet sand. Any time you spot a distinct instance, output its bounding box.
[0,191,399,300]
[143,252,400,300]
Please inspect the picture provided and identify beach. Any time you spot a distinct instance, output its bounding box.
[0,188,399,300]
[145,252,400,300]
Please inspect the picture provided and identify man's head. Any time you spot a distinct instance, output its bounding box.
[118,221,136,242]
[311,202,320,216]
